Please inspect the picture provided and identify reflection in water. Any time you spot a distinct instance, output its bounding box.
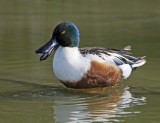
[0,84,146,123]
[52,87,146,123]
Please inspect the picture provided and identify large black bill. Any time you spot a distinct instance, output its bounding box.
[35,39,59,61]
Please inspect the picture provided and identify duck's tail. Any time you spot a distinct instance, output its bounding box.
[131,56,146,68]
[118,46,146,79]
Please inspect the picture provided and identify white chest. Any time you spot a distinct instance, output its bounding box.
[53,47,90,82]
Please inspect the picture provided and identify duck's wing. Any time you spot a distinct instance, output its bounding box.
[79,45,146,68]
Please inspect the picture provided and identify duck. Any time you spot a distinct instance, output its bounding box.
[35,21,146,89]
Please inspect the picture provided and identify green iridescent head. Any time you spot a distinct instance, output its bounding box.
[53,21,80,47]
[35,21,80,61]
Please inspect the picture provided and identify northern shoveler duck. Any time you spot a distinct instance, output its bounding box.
[35,21,146,89]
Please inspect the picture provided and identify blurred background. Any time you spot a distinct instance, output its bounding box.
[0,0,160,123]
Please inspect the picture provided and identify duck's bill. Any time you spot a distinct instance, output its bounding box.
[35,39,59,61]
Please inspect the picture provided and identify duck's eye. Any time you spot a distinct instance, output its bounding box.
[61,30,66,35]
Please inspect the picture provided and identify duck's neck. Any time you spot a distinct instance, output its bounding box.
[56,47,81,60]
[53,47,90,82]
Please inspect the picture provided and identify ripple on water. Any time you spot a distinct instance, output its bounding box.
[12,86,146,123]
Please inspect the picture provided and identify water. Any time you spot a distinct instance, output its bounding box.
[0,0,160,122]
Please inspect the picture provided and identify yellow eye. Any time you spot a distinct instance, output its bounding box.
[61,30,66,35]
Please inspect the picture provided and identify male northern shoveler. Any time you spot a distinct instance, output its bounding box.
[35,21,146,89]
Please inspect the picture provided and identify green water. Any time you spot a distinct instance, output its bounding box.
[0,0,160,123]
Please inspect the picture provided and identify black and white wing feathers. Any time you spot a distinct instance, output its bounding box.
[79,46,146,69]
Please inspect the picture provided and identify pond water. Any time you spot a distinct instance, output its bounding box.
[0,0,160,123]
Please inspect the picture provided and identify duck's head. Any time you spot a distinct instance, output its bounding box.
[35,21,80,61]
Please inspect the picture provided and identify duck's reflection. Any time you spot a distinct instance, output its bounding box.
[53,86,146,123]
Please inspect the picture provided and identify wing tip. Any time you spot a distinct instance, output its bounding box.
[123,45,132,51]
[132,59,146,68]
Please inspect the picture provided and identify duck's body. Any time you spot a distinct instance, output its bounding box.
[36,21,146,89]
[53,46,145,88]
